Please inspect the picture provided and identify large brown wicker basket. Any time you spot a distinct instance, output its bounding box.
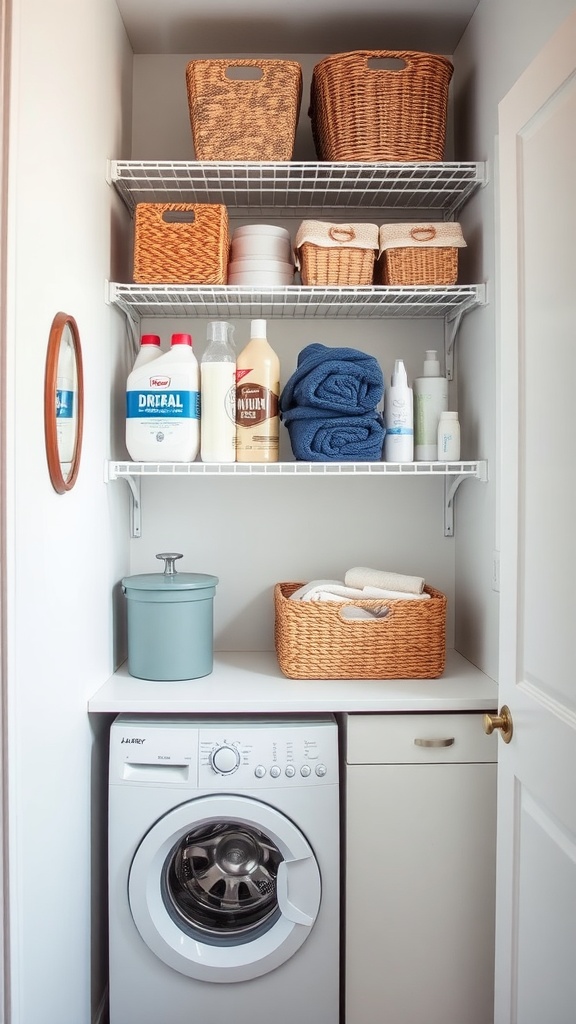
[309,50,453,162]
[186,59,303,161]
[133,203,229,284]
[274,582,447,679]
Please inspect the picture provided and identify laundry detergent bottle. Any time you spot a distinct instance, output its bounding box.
[235,319,280,463]
[131,333,162,370]
[125,332,200,462]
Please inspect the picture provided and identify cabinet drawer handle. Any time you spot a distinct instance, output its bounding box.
[414,737,455,747]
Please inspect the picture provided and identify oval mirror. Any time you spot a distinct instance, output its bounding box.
[44,312,84,493]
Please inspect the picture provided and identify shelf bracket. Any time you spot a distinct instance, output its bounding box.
[444,309,465,381]
[444,462,487,536]
[123,475,142,538]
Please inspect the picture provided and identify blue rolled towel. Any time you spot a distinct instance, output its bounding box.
[279,343,384,416]
[282,405,385,462]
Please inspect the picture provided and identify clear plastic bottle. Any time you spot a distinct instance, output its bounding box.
[413,349,449,461]
[235,319,280,463]
[384,358,414,462]
[200,321,236,463]
[132,334,162,370]
[437,410,461,461]
[126,332,200,462]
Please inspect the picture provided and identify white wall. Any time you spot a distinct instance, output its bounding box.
[5,0,133,1020]
[451,0,576,678]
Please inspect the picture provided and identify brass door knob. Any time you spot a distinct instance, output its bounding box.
[483,705,513,743]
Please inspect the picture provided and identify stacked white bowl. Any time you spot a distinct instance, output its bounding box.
[228,225,295,285]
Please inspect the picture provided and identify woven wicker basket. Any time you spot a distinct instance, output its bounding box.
[133,203,229,284]
[309,50,453,162]
[186,59,303,161]
[295,222,379,285]
[274,582,447,680]
[376,223,464,285]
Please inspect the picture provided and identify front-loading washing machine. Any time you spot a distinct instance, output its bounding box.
[108,714,340,1024]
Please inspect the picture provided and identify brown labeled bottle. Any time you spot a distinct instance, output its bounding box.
[235,319,280,462]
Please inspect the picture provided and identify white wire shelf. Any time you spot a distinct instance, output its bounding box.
[107,460,487,479]
[108,160,486,218]
[107,282,486,322]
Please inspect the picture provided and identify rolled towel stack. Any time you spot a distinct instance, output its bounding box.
[344,566,425,595]
[279,343,385,461]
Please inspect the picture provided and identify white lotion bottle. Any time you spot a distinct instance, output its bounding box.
[437,411,461,461]
[384,358,414,462]
[126,332,200,462]
[413,349,449,461]
[200,321,236,463]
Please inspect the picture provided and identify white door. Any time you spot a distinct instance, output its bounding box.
[496,10,576,1023]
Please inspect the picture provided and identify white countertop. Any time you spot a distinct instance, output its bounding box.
[88,649,498,714]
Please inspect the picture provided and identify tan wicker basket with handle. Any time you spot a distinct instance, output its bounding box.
[133,203,229,284]
[186,59,303,161]
[376,222,465,285]
[295,221,379,285]
[309,50,453,162]
[274,582,447,679]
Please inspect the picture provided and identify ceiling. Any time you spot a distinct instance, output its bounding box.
[115,0,481,55]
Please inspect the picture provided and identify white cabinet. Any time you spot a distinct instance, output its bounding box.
[344,713,497,1024]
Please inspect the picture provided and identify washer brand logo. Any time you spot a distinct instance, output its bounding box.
[120,737,146,744]
[149,376,171,387]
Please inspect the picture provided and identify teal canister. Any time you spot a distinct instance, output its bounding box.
[121,552,219,681]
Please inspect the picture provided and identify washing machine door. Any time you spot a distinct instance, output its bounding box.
[128,794,322,982]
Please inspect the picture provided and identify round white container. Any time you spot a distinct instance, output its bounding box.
[228,269,295,285]
[231,235,292,260]
[233,224,291,239]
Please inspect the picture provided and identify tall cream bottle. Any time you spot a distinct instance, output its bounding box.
[235,319,280,462]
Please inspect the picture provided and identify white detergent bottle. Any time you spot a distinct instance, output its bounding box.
[200,321,236,463]
[384,358,414,462]
[235,319,280,463]
[132,333,162,370]
[126,332,200,462]
[413,349,449,461]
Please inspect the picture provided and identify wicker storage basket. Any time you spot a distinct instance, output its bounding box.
[295,221,378,285]
[274,582,447,680]
[186,59,303,161]
[133,203,229,284]
[309,50,453,162]
[376,223,465,285]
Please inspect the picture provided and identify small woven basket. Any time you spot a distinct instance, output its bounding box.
[376,223,464,285]
[274,582,447,680]
[295,222,379,285]
[309,50,453,162]
[133,203,229,284]
[186,59,303,161]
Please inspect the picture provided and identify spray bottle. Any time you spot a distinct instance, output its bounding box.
[384,358,413,462]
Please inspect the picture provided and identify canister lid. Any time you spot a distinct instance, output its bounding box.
[122,552,219,592]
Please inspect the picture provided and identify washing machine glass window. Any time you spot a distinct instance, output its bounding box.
[163,819,283,945]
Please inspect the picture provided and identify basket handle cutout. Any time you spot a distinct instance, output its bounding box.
[366,56,408,72]
[329,225,356,243]
[162,209,196,225]
[410,227,436,242]
[225,65,264,81]
[337,605,390,623]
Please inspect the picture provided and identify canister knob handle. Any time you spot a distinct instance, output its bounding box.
[156,552,183,575]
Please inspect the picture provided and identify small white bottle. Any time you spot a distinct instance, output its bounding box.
[437,411,461,461]
[413,349,449,461]
[384,358,414,462]
[200,321,236,463]
[132,334,162,370]
[126,332,200,462]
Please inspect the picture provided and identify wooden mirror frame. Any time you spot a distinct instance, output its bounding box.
[44,312,84,493]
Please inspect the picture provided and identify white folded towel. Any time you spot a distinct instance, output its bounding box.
[289,579,430,606]
[345,566,425,595]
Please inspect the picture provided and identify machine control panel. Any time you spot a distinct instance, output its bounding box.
[109,714,338,790]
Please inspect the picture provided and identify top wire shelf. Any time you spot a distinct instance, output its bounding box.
[108,160,487,219]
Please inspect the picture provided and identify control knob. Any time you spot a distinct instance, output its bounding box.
[210,744,240,775]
